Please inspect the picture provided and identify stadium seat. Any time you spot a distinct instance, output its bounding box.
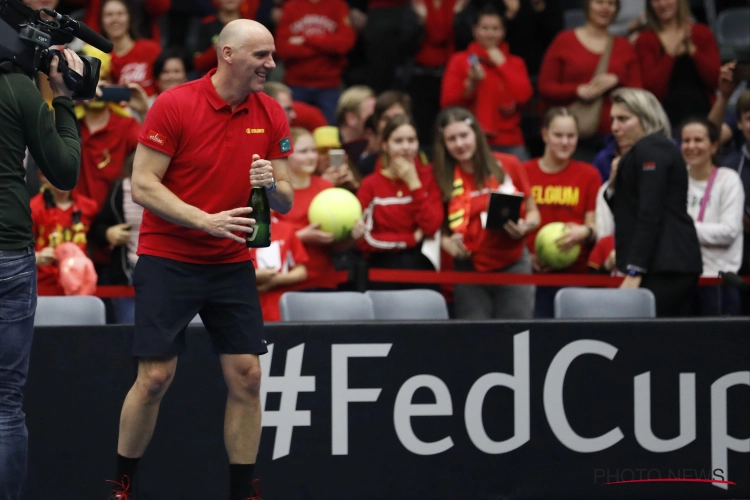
[365,289,449,320]
[715,7,750,59]
[34,296,107,326]
[554,287,657,319]
[563,9,587,30]
[280,291,375,322]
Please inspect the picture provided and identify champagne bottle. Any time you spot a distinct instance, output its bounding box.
[246,186,271,248]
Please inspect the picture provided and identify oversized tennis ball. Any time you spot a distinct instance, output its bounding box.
[534,222,581,270]
[308,188,363,240]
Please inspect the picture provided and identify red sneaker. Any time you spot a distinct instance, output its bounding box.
[106,475,131,500]
[247,478,262,500]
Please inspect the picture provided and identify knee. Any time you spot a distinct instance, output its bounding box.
[136,367,173,401]
[228,364,262,398]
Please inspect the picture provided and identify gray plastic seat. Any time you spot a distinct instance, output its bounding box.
[554,287,657,319]
[34,296,107,326]
[279,291,375,322]
[715,7,750,50]
[365,289,449,320]
[563,9,586,29]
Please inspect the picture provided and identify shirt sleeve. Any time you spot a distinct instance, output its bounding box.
[138,92,180,156]
[266,98,293,160]
[585,165,602,213]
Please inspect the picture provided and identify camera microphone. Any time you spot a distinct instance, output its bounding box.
[41,8,114,54]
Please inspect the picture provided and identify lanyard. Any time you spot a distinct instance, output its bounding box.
[697,167,718,223]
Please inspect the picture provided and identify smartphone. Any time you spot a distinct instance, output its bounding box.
[468,54,480,67]
[98,85,132,102]
[328,149,346,168]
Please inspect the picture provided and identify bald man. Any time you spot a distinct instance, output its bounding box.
[105,20,293,500]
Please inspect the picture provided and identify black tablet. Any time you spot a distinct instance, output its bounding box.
[485,192,523,229]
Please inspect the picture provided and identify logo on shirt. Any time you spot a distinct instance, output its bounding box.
[247,128,265,134]
[280,137,291,153]
[148,130,165,146]
[531,185,580,207]
[643,162,656,171]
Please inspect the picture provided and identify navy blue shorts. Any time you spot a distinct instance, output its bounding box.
[132,255,267,357]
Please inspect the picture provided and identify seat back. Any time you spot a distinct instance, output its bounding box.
[554,287,657,319]
[279,292,375,322]
[35,296,107,326]
[365,289,449,320]
[716,7,750,49]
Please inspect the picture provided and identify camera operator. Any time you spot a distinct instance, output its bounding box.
[0,47,83,500]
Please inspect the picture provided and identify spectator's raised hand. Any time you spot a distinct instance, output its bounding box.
[503,0,520,19]
[126,82,149,118]
[486,46,506,67]
[392,157,419,187]
[411,0,428,23]
[718,61,739,99]
[468,63,486,82]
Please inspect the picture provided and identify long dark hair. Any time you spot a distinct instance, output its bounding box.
[432,107,504,202]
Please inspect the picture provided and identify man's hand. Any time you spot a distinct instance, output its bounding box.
[106,223,132,246]
[249,154,275,189]
[297,223,335,245]
[49,48,84,99]
[201,207,256,244]
[35,247,57,266]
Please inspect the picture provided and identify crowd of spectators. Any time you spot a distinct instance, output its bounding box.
[21,0,750,320]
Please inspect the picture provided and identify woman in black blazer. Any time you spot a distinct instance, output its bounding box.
[606,88,702,316]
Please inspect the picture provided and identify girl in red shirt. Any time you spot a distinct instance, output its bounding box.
[523,107,603,317]
[434,107,541,319]
[102,0,162,96]
[634,0,720,131]
[538,0,642,159]
[441,5,533,159]
[352,116,443,287]
[274,128,340,289]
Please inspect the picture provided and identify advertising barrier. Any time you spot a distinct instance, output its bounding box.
[25,319,749,499]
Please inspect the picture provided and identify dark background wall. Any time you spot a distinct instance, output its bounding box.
[24,319,750,500]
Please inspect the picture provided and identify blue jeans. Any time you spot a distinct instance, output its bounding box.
[0,246,36,500]
[288,85,341,125]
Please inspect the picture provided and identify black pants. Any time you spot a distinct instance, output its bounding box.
[368,247,436,291]
[640,272,699,317]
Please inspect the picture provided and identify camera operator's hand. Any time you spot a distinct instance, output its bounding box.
[49,49,84,99]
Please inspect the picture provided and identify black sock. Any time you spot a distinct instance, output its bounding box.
[115,454,140,486]
[229,464,256,500]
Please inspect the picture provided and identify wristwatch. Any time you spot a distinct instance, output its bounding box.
[266,177,277,193]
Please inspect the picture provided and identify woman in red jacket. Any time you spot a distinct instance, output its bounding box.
[102,0,162,97]
[634,0,720,131]
[441,4,533,160]
[275,0,357,125]
[352,115,443,288]
[434,107,541,319]
[538,0,642,161]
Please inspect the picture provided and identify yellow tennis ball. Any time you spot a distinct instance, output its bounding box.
[308,188,362,240]
[534,222,581,270]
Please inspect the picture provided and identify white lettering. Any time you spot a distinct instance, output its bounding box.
[634,372,696,452]
[394,375,454,455]
[711,371,750,489]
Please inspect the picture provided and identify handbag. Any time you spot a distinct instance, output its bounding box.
[568,36,614,139]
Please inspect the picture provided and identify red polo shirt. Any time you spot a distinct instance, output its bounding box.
[137,69,292,264]
[76,109,141,209]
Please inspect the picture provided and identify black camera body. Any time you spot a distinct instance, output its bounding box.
[0,0,108,99]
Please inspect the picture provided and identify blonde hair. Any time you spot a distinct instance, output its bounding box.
[263,81,292,100]
[646,0,691,30]
[611,88,672,139]
[336,85,375,126]
[290,127,312,147]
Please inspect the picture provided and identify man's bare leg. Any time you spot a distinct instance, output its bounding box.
[221,353,262,499]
